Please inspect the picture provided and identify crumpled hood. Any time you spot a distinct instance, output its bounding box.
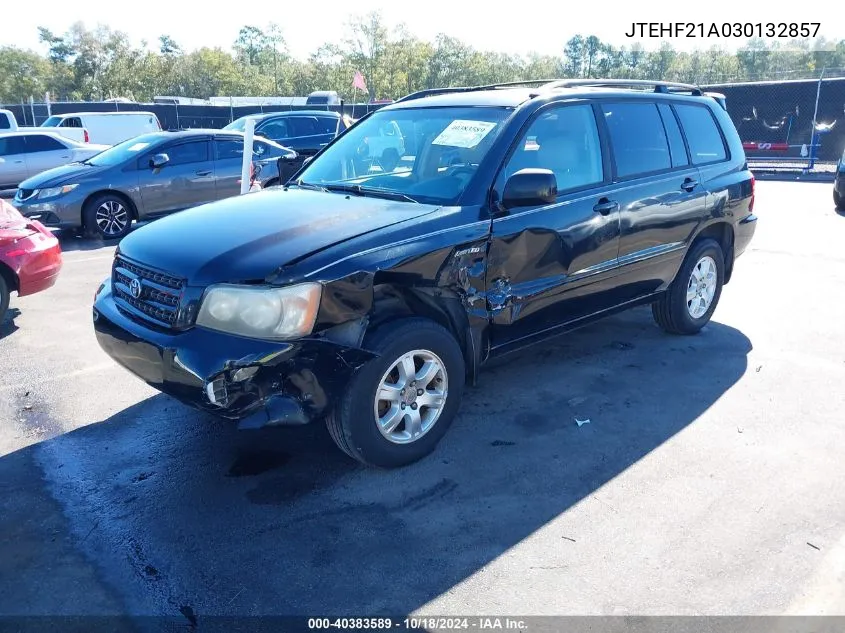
[18,162,108,189]
[117,187,440,285]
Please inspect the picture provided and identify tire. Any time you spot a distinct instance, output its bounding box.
[83,193,133,240]
[835,189,843,210]
[263,179,279,189]
[652,238,725,335]
[326,317,465,468]
[0,274,9,324]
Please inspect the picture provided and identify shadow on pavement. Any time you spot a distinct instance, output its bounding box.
[0,307,21,340]
[0,307,752,618]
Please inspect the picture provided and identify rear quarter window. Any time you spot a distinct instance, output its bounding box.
[673,104,728,165]
[657,103,689,168]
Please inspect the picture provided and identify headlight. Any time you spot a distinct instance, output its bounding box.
[196,283,322,340]
[37,184,78,199]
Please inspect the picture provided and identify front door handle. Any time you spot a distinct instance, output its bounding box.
[593,198,619,215]
[681,177,698,192]
[195,170,212,177]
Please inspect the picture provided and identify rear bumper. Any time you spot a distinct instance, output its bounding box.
[734,213,757,259]
[92,285,376,428]
[1,222,63,296]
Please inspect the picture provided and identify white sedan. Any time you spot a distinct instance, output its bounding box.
[0,130,109,193]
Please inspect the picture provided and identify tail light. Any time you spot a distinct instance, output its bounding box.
[749,174,755,213]
[84,129,89,143]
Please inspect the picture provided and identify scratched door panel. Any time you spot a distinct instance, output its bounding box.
[486,187,622,350]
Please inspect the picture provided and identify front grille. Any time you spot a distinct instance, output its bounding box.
[111,255,186,328]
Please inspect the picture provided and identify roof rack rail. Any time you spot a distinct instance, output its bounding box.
[394,79,558,104]
[535,79,704,96]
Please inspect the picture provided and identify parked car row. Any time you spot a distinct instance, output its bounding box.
[14,130,296,239]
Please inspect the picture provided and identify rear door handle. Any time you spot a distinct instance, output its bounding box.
[593,198,619,215]
[195,170,212,176]
[681,178,698,192]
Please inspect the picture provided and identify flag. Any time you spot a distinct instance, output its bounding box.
[352,70,367,92]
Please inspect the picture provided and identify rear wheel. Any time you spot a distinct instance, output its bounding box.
[83,193,133,240]
[652,238,725,335]
[263,178,279,189]
[0,274,9,324]
[835,189,843,210]
[326,318,465,468]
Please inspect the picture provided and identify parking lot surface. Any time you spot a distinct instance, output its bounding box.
[1,181,844,618]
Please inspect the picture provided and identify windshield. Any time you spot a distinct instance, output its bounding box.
[223,117,248,132]
[296,106,513,205]
[42,116,61,127]
[82,133,163,167]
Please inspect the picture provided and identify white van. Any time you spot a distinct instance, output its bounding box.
[41,111,162,146]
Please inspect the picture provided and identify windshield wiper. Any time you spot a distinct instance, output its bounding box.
[323,183,418,204]
[290,180,328,192]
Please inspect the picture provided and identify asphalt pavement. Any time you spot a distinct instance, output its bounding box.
[1,181,844,620]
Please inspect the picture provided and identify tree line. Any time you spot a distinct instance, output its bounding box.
[1,13,844,104]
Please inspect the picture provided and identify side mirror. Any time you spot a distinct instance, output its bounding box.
[501,168,558,209]
[150,153,169,169]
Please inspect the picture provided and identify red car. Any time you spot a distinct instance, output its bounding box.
[0,198,62,322]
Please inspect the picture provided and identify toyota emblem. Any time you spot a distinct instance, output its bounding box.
[129,278,142,299]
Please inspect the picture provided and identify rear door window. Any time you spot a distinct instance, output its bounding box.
[288,117,320,137]
[214,138,268,160]
[24,134,67,152]
[215,139,243,161]
[601,102,672,178]
[61,117,83,128]
[673,104,728,165]
[164,140,209,166]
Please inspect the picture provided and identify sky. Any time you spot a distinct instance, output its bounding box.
[5,0,843,60]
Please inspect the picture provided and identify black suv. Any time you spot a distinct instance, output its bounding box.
[93,79,757,468]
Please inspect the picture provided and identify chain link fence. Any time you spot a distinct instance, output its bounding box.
[5,99,385,131]
[5,70,844,175]
[704,70,844,174]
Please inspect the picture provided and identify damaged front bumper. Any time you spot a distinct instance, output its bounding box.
[92,285,375,428]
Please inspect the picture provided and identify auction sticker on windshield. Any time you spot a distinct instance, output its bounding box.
[432,120,497,148]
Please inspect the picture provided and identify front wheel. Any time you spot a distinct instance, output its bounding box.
[652,238,725,335]
[326,318,465,468]
[83,193,133,240]
[835,189,843,210]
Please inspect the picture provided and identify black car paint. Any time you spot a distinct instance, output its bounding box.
[835,153,845,206]
[93,88,756,429]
